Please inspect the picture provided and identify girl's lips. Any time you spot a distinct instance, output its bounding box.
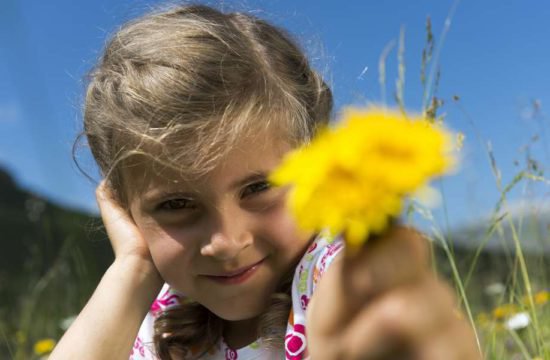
[204,259,265,285]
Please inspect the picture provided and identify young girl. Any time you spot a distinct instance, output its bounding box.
[52,4,479,359]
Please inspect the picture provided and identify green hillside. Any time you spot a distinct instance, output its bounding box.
[0,167,112,358]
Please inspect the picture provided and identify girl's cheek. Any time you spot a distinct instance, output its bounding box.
[140,224,195,275]
[263,204,312,252]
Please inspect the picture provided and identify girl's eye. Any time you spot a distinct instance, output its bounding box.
[158,198,196,211]
[241,181,271,198]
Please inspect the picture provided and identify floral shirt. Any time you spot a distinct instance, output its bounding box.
[131,233,345,360]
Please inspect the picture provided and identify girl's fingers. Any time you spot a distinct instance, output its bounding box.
[418,321,482,360]
[96,181,148,259]
[342,226,429,305]
[341,276,456,359]
[307,226,430,343]
[307,227,476,360]
[95,180,122,218]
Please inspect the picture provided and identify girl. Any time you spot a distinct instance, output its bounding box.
[52,3,479,359]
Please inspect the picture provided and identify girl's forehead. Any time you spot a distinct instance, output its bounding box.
[123,134,293,195]
[217,135,293,179]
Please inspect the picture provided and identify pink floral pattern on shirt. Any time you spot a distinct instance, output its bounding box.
[284,232,344,360]
[225,347,238,360]
[150,287,181,316]
[130,336,145,357]
[285,324,307,360]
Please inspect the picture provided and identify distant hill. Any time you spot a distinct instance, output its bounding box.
[448,202,550,254]
[0,166,113,348]
[0,168,109,272]
[0,166,113,290]
[431,203,550,307]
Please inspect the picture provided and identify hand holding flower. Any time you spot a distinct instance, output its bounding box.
[271,107,479,358]
[306,226,480,359]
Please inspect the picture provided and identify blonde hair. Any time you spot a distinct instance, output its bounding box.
[81,3,332,358]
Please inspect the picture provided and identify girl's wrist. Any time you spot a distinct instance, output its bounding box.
[110,256,164,299]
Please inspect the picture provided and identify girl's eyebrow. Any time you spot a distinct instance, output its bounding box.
[230,172,268,190]
[141,189,196,203]
[140,172,269,202]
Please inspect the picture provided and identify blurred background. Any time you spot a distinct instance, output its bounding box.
[1,0,549,358]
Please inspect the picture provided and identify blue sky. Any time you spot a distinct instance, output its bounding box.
[1,0,549,230]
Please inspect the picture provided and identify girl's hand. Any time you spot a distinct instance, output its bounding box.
[306,226,481,359]
[96,181,157,270]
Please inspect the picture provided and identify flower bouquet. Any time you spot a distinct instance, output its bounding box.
[270,107,456,253]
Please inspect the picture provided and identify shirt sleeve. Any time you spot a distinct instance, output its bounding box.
[284,233,345,360]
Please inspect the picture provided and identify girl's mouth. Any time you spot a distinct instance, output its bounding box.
[204,259,265,285]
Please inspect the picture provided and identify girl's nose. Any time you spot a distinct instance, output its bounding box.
[200,218,253,260]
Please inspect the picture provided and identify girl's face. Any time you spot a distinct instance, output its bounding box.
[127,134,313,321]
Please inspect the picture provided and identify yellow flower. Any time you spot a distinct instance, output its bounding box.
[534,290,549,305]
[270,107,456,251]
[33,338,56,356]
[492,304,518,320]
[521,290,549,306]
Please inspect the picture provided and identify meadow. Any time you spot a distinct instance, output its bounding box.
[1,11,549,360]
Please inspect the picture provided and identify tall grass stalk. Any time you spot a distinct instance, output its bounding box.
[1,327,14,360]
[487,138,545,354]
[378,40,396,106]
[507,328,533,359]
[431,225,481,350]
[503,203,544,353]
[395,26,406,114]
[461,215,502,290]
[421,0,461,112]
[456,96,550,356]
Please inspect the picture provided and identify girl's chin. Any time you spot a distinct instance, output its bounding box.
[211,305,265,321]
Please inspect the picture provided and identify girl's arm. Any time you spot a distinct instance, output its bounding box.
[50,182,163,360]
